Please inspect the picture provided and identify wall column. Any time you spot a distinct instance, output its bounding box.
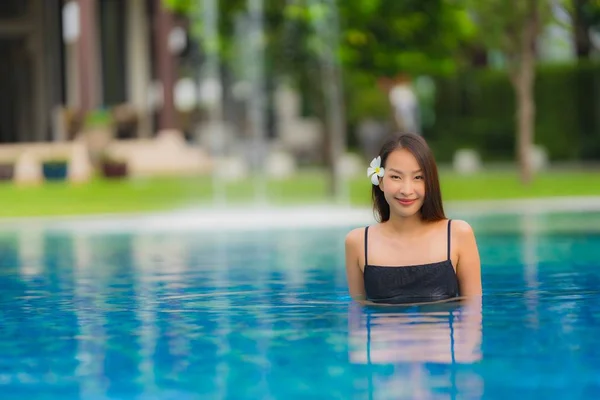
[127,0,152,138]
[42,0,65,141]
[154,0,177,131]
[77,0,99,114]
[30,0,47,142]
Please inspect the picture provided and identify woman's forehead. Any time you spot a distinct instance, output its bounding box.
[386,148,420,168]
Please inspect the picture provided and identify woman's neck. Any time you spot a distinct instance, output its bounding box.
[383,213,426,236]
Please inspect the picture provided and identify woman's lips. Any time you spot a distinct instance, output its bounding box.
[396,198,416,206]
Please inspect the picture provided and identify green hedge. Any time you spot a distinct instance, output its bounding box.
[425,62,600,163]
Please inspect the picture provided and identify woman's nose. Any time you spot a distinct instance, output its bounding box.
[399,180,414,195]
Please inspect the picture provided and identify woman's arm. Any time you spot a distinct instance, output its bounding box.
[345,229,367,301]
[454,220,482,296]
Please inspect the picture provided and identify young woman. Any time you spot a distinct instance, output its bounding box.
[345,133,482,304]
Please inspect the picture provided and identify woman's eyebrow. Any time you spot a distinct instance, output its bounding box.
[388,168,422,174]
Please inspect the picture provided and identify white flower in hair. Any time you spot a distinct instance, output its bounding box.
[367,156,385,186]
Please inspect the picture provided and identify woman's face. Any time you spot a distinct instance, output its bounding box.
[379,148,426,218]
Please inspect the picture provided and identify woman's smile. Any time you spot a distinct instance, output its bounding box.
[395,198,416,206]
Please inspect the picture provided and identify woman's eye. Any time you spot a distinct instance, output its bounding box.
[391,175,400,180]
[415,175,424,180]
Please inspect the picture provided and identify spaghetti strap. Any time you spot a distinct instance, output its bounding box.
[447,219,452,261]
[364,226,370,266]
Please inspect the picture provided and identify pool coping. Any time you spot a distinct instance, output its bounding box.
[0,195,599,233]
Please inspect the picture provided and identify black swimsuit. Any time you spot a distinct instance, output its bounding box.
[363,220,460,304]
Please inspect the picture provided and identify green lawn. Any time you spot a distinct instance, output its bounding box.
[438,169,600,201]
[0,169,598,218]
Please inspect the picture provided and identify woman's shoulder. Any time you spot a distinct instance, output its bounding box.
[448,219,477,245]
[449,219,475,234]
[345,224,380,248]
[345,226,366,246]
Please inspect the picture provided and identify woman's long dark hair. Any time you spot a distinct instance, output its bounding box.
[372,133,446,222]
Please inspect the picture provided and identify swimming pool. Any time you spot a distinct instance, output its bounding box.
[1,209,600,399]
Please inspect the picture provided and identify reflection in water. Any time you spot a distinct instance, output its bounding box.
[522,212,540,329]
[73,234,106,398]
[348,299,484,399]
[349,299,483,364]
[17,227,44,276]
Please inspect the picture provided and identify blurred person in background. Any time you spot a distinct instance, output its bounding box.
[388,74,421,135]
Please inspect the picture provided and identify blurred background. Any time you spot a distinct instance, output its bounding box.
[0,0,599,216]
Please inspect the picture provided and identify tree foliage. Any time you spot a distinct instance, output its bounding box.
[163,0,476,80]
[465,0,555,184]
[567,0,600,58]
[465,0,553,77]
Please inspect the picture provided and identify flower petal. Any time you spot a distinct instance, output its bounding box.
[367,167,375,177]
[377,167,385,177]
[370,173,380,185]
[369,156,380,169]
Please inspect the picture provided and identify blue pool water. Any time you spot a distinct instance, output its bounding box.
[1,210,600,399]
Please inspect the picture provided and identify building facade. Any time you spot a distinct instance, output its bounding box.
[0,0,178,144]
